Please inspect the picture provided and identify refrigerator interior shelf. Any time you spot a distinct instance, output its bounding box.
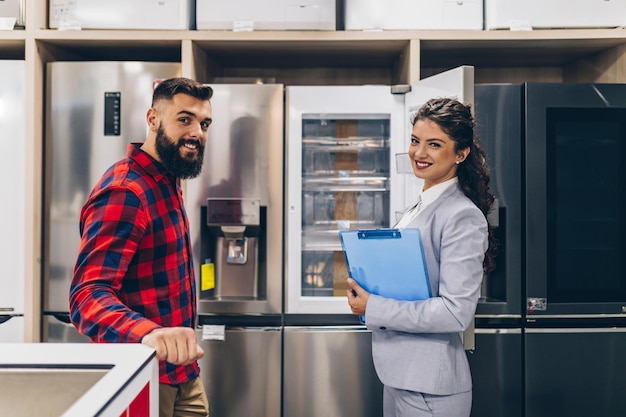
[302,137,389,149]
[304,221,381,231]
[302,177,388,189]
[303,185,388,193]
[302,230,343,250]
[302,225,384,250]
[303,170,390,177]
[302,242,343,252]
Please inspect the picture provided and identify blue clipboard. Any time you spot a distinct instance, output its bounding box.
[339,228,431,301]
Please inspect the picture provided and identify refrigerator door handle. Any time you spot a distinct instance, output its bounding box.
[526,327,626,334]
[51,313,72,324]
[487,198,500,227]
[284,325,368,332]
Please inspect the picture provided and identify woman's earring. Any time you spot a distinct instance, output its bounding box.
[455,161,460,165]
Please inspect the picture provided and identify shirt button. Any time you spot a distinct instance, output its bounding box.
[379,326,386,330]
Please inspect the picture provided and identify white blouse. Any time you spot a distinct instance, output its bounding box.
[394,177,459,229]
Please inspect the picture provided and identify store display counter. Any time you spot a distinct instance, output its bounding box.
[0,343,158,417]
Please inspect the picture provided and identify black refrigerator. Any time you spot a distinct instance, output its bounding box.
[522,82,626,417]
[472,82,626,417]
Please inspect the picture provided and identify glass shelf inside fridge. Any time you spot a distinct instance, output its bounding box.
[298,115,392,301]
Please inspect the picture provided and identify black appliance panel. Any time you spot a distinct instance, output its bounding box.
[525,328,626,417]
[525,83,626,316]
[468,329,523,417]
[474,84,523,317]
[546,107,626,304]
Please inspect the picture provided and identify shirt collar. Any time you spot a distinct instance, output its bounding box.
[419,177,458,207]
[127,143,171,183]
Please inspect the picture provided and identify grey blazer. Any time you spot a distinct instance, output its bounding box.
[365,183,488,395]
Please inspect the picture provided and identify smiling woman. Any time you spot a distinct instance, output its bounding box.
[346,97,496,417]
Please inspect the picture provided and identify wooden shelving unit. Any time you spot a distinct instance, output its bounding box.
[3,0,626,341]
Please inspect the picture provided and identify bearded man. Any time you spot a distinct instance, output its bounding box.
[70,78,213,417]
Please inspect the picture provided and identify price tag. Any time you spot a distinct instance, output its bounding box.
[202,325,226,341]
[233,21,254,32]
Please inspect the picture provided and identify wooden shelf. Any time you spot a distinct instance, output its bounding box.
[0,29,25,59]
[4,27,626,77]
[420,29,626,67]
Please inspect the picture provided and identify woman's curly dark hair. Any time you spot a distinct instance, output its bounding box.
[411,97,497,273]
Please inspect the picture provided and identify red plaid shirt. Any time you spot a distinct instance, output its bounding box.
[70,143,199,385]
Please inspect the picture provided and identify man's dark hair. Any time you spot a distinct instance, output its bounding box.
[152,77,213,106]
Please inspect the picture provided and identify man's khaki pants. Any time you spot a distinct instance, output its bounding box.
[159,377,209,417]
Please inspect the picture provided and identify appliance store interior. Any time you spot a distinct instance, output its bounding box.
[2,1,626,416]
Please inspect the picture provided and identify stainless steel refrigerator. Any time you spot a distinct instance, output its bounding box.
[42,61,181,342]
[185,83,284,417]
[0,60,25,342]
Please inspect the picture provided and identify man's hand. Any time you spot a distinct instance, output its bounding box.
[141,327,204,365]
[346,278,370,316]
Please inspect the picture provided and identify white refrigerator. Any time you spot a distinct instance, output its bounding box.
[283,66,474,417]
[285,65,475,314]
[0,60,25,342]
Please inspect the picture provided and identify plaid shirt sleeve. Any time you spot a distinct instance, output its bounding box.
[70,185,160,343]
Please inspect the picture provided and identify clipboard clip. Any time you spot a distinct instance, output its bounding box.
[357,229,402,240]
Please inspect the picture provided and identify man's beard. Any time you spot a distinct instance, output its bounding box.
[155,125,205,179]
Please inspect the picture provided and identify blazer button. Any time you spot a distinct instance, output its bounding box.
[379,326,386,330]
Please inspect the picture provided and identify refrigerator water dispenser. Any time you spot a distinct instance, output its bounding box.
[204,198,261,300]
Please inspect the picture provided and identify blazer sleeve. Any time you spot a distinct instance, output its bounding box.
[365,204,488,334]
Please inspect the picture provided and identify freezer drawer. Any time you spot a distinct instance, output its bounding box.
[467,329,522,417]
[525,328,626,417]
[42,315,90,343]
[283,326,382,417]
[197,326,281,417]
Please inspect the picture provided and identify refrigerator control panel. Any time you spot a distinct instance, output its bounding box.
[104,92,121,136]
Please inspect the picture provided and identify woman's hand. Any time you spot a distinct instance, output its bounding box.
[346,278,370,316]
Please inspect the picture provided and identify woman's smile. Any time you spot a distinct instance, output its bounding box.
[409,119,468,190]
